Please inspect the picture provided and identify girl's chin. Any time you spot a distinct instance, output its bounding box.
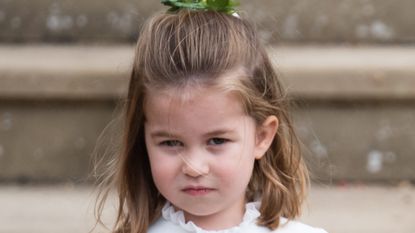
[173,204,218,217]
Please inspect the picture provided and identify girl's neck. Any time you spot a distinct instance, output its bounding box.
[181,198,246,231]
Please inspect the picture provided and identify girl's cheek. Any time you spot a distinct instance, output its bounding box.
[150,152,178,170]
[148,148,178,173]
[216,148,256,180]
[150,158,178,187]
[213,156,242,176]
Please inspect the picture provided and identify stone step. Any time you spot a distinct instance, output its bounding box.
[1,45,414,100]
[1,185,414,233]
[0,45,414,183]
[0,0,414,44]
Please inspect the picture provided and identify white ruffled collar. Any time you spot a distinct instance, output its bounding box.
[161,201,261,233]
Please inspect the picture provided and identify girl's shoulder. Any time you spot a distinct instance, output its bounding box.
[148,216,328,233]
[148,202,327,233]
[272,218,328,233]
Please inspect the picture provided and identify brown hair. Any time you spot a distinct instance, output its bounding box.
[94,9,308,233]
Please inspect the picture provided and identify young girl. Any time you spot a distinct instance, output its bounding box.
[95,1,328,233]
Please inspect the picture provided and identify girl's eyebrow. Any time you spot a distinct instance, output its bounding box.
[150,131,179,139]
[149,128,236,139]
[203,129,235,137]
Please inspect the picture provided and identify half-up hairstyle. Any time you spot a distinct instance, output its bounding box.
[94,9,309,233]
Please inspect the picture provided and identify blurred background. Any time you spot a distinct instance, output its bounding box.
[0,0,414,232]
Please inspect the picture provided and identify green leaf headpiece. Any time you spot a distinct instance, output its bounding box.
[161,0,240,15]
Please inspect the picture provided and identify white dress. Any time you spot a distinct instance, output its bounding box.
[148,202,328,233]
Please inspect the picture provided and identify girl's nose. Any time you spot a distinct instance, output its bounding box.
[181,153,209,177]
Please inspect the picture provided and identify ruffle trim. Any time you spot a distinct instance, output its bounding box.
[161,202,261,233]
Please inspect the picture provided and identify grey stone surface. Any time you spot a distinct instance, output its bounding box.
[1,45,415,100]
[0,185,414,233]
[0,101,116,182]
[0,45,415,182]
[271,46,415,101]
[0,0,414,44]
[296,104,415,182]
[0,45,131,100]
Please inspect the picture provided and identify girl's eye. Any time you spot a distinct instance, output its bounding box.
[160,140,183,147]
[208,138,229,145]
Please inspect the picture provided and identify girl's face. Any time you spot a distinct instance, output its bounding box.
[144,84,277,230]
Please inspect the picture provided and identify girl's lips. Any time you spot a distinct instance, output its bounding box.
[182,186,215,196]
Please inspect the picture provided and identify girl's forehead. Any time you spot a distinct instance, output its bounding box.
[143,85,256,137]
[143,67,250,120]
[144,85,246,121]
[145,85,234,108]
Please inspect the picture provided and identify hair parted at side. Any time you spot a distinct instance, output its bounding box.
[94,9,309,233]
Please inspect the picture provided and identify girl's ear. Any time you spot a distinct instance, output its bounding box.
[254,115,279,159]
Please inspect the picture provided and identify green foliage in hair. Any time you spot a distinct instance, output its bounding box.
[161,0,240,15]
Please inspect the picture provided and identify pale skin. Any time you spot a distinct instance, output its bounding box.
[144,83,278,230]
